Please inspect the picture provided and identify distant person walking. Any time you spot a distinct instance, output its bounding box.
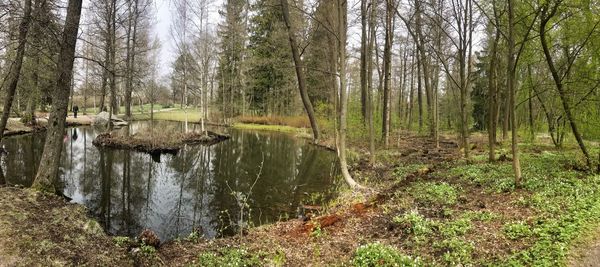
[72,105,79,118]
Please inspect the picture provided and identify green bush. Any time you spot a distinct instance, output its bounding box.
[353,243,421,267]
[503,221,532,240]
[411,182,459,206]
[440,218,472,238]
[393,210,433,237]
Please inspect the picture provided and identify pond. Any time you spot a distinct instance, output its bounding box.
[1,121,340,241]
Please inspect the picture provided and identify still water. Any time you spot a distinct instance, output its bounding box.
[2,121,339,241]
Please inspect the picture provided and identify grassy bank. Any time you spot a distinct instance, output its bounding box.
[0,187,132,265]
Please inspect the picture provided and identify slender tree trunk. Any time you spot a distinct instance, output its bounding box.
[337,0,362,189]
[417,56,423,131]
[280,0,320,142]
[124,0,134,119]
[360,0,368,124]
[0,0,32,141]
[382,0,394,147]
[487,3,500,162]
[539,3,592,169]
[399,49,408,129]
[33,0,83,193]
[367,0,377,163]
[407,51,415,130]
[528,81,535,141]
[109,0,117,116]
[507,0,521,185]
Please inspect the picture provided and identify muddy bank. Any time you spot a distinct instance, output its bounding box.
[0,186,132,266]
[92,130,229,154]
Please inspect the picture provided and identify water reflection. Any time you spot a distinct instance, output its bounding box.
[1,121,339,241]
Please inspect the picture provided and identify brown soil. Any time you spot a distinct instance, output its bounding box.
[92,131,229,154]
[0,186,132,266]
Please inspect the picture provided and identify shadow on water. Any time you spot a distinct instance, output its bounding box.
[0,121,340,241]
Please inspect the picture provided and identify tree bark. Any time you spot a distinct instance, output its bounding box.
[0,0,32,141]
[33,0,83,193]
[360,0,368,124]
[487,2,500,162]
[382,0,394,148]
[507,0,522,185]
[280,0,320,142]
[337,0,362,189]
[367,0,377,163]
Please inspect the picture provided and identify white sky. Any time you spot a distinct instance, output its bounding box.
[153,0,223,78]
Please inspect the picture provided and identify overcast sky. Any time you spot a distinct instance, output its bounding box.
[153,0,223,78]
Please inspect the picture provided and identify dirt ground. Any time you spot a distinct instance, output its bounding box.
[0,186,132,266]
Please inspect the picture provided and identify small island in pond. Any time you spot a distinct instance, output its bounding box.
[92,130,229,154]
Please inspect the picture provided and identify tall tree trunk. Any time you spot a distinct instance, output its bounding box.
[33,0,83,193]
[124,0,134,119]
[337,0,362,189]
[280,0,320,142]
[367,0,377,163]
[528,80,535,141]
[109,0,118,116]
[382,0,393,147]
[417,54,423,131]
[360,0,368,124]
[487,2,500,162]
[507,0,522,185]
[407,50,415,130]
[539,3,592,169]
[0,0,32,141]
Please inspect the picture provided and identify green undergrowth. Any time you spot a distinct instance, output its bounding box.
[371,148,600,266]
[353,243,421,267]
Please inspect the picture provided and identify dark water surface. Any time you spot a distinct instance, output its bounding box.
[2,121,339,241]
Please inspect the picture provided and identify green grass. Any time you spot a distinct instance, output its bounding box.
[232,123,307,134]
[75,104,166,115]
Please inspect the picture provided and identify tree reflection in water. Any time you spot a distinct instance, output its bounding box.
[1,121,340,241]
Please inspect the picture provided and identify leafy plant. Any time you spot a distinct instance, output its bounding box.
[411,182,459,206]
[352,243,421,267]
[112,236,130,247]
[393,210,434,237]
[440,218,472,238]
[433,237,474,265]
[503,221,532,240]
